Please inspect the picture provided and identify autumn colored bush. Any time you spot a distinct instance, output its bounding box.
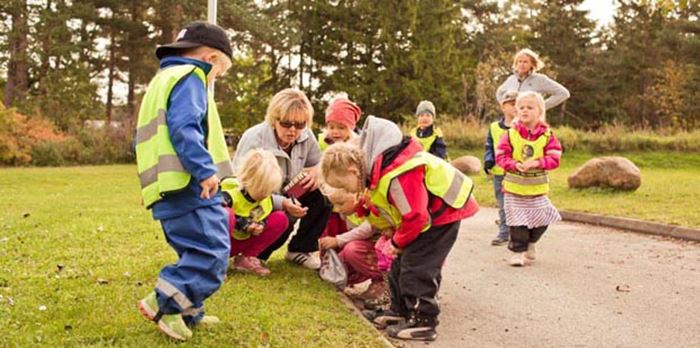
[0,103,67,165]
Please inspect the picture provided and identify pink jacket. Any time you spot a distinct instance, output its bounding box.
[495,121,562,172]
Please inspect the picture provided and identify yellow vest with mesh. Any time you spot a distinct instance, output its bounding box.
[367,152,473,231]
[489,122,507,176]
[502,128,551,196]
[318,133,329,151]
[135,64,233,208]
[221,178,273,240]
[410,127,443,153]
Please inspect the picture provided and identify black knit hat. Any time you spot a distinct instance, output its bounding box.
[155,21,232,59]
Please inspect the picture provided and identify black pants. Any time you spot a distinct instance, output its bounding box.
[257,188,332,260]
[388,221,460,323]
[507,225,548,253]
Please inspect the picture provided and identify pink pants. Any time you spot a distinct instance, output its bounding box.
[226,208,289,258]
[323,213,382,285]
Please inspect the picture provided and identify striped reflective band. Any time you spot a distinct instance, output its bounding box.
[215,160,234,179]
[139,155,186,188]
[443,172,464,205]
[136,109,166,145]
[504,173,549,185]
[155,278,193,310]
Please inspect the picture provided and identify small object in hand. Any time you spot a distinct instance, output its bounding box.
[283,172,309,199]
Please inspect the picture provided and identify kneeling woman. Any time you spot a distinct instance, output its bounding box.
[319,116,479,341]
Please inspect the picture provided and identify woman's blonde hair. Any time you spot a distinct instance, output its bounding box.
[512,48,545,73]
[236,149,283,199]
[515,91,547,122]
[320,142,366,193]
[265,88,314,127]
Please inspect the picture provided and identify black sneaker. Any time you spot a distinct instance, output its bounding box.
[491,237,509,246]
[386,316,438,341]
[361,308,405,329]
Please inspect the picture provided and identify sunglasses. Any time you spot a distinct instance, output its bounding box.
[278,120,307,130]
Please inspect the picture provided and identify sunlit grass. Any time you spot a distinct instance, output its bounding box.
[0,165,386,347]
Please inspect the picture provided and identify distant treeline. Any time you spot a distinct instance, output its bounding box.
[1,0,699,135]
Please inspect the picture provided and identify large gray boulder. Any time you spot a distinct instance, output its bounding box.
[568,156,641,191]
[451,155,482,175]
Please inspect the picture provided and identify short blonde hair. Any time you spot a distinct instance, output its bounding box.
[512,48,544,73]
[515,91,547,122]
[320,142,366,192]
[236,149,283,199]
[265,88,314,127]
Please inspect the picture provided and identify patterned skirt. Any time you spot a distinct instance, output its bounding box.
[504,193,561,229]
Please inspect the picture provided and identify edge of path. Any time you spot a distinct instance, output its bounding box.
[560,210,700,242]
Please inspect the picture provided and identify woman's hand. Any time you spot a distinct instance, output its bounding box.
[283,198,308,218]
[300,166,320,191]
[318,236,339,250]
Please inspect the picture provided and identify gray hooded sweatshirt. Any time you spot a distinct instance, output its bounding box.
[495,72,570,110]
[359,116,404,177]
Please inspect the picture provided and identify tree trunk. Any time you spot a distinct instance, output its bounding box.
[4,1,29,107]
[106,26,116,124]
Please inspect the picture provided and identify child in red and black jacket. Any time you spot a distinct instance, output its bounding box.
[319,116,479,341]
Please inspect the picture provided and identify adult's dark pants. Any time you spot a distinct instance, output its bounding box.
[388,220,460,324]
[508,225,548,252]
[257,188,332,260]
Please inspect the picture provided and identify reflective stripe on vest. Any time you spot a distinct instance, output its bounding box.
[410,127,441,152]
[221,178,273,240]
[135,64,233,208]
[502,128,551,196]
[367,152,473,231]
[489,122,507,176]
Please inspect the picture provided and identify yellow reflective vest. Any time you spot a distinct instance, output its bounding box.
[410,126,443,153]
[502,128,551,196]
[135,64,233,208]
[489,121,507,176]
[318,133,329,151]
[367,152,473,231]
[221,178,273,240]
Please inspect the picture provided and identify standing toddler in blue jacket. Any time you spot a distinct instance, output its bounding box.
[134,21,234,341]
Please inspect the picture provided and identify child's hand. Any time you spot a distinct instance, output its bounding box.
[246,222,264,236]
[522,159,540,171]
[318,236,339,250]
[200,174,220,199]
[300,166,320,191]
[515,162,526,173]
[388,244,402,256]
[283,198,308,218]
[380,228,394,238]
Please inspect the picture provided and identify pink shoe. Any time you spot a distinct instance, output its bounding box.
[234,255,271,277]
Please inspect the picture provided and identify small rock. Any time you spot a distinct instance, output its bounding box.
[22,212,30,218]
[64,324,73,331]
[57,264,64,273]
[123,272,131,278]
[97,278,109,285]
[451,156,482,175]
[8,297,14,306]
[96,225,104,232]
[615,284,631,292]
[39,305,47,311]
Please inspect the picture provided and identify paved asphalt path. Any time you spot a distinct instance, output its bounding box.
[400,208,700,348]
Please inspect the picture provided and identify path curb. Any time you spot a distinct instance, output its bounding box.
[337,292,397,348]
[560,210,700,242]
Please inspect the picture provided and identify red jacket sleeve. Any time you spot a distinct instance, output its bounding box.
[538,133,562,170]
[495,132,519,172]
[388,167,430,249]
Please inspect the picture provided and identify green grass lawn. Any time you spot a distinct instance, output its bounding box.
[0,166,386,347]
[452,149,700,228]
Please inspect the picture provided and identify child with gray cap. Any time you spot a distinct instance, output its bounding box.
[410,100,448,159]
[484,90,518,246]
